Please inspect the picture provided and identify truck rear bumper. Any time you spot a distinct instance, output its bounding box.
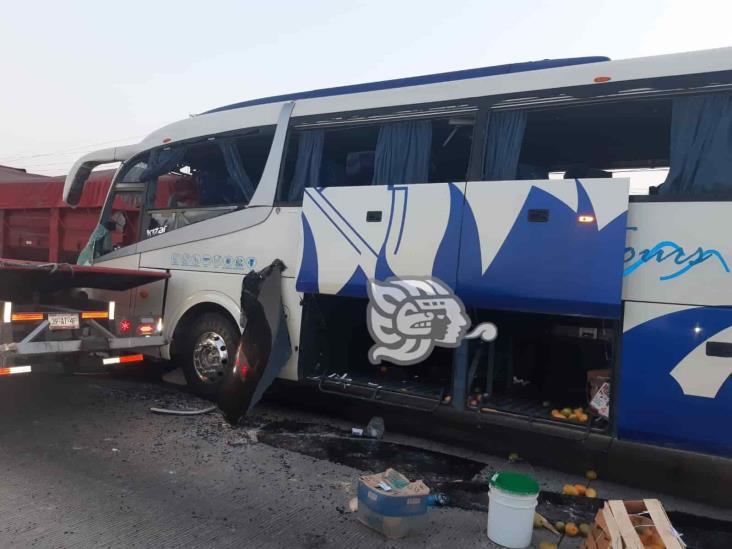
[2,335,166,356]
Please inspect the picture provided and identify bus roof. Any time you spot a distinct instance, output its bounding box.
[204,56,610,114]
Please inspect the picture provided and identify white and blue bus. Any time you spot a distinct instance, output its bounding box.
[65,48,731,478]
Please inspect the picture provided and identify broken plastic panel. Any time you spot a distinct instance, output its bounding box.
[217,259,290,424]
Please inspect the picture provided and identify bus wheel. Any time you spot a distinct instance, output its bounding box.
[180,312,239,399]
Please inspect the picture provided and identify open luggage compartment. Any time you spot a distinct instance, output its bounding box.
[465,310,615,431]
[299,294,452,411]
[299,293,617,428]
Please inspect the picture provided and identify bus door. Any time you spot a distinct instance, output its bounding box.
[456,178,630,318]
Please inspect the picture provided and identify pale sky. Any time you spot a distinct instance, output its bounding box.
[1,0,730,176]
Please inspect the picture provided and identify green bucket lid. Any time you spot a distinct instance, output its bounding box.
[489,471,540,496]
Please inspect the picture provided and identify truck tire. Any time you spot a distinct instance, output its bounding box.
[179,312,240,399]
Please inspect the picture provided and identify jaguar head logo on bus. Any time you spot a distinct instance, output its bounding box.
[366,277,497,366]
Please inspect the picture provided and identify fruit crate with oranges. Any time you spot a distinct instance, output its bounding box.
[581,499,684,549]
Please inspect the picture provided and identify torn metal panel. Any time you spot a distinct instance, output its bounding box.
[217,259,290,424]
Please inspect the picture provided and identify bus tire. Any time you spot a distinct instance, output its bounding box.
[179,312,239,399]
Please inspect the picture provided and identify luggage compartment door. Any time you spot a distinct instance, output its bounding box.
[296,183,465,297]
[456,178,629,318]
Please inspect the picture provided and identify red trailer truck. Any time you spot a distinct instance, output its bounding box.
[0,170,114,263]
[0,170,163,376]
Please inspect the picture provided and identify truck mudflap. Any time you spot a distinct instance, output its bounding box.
[217,259,291,425]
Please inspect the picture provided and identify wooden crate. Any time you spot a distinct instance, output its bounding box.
[581,499,684,549]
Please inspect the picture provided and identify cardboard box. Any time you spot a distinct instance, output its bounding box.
[581,499,685,549]
[356,469,430,539]
[587,369,611,419]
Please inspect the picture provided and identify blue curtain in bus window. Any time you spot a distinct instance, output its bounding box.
[660,93,732,195]
[372,120,432,185]
[219,140,255,202]
[288,130,325,202]
[139,147,186,181]
[482,110,527,180]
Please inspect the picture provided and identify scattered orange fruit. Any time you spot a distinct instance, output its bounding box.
[574,484,587,496]
[562,484,579,496]
[564,522,579,537]
[585,470,598,481]
[551,409,565,419]
[585,487,597,498]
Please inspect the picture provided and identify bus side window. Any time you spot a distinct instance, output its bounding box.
[480,100,673,196]
[117,127,275,239]
[277,114,474,204]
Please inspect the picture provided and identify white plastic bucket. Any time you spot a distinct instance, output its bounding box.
[487,478,538,548]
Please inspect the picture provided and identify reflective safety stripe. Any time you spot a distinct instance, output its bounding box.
[81,311,108,319]
[102,354,144,365]
[0,365,32,375]
[11,312,44,322]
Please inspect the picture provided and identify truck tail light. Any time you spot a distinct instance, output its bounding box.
[137,323,155,335]
[118,319,132,333]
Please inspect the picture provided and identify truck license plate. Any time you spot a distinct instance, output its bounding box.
[48,313,80,331]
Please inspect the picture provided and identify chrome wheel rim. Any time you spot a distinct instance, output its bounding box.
[192,331,228,383]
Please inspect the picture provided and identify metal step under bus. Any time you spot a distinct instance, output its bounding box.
[311,373,445,412]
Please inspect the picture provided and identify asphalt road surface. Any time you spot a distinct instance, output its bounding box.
[0,372,729,548]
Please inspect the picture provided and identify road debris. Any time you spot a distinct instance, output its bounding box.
[350,416,385,439]
[427,493,450,507]
[149,405,217,415]
[534,512,560,535]
[365,416,385,439]
[348,497,358,513]
[356,468,430,539]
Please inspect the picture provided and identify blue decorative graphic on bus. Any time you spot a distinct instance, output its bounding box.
[374,185,405,282]
[432,183,465,284]
[297,184,464,297]
[619,306,732,456]
[457,179,626,318]
[623,227,730,280]
[296,213,319,293]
